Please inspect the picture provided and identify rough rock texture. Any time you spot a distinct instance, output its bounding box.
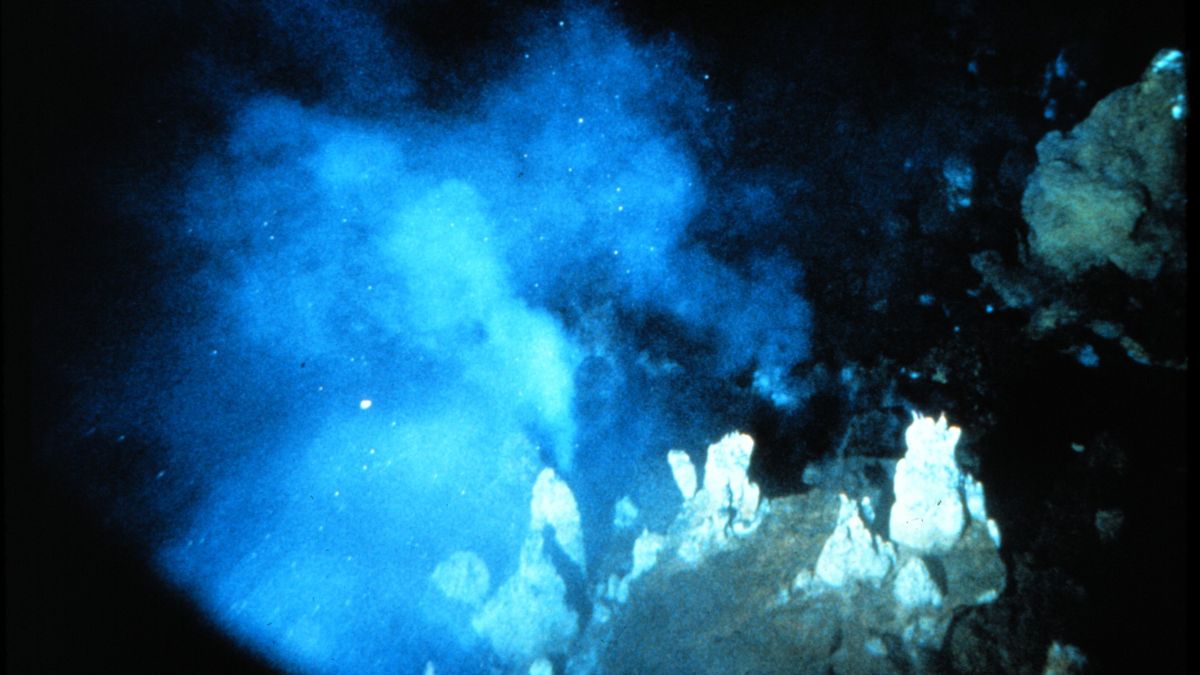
[531,468,585,570]
[577,488,1005,674]
[700,432,763,537]
[671,433,767,564]
[890,414,970,553]
[666,449,698,500]
[970,50,1187,369]
[433,467,585,667]
[1022,49,1186,281]
[572,421,1005,674]
[814,494,896,588]
[604,529,667,605]
[472,533,578,664]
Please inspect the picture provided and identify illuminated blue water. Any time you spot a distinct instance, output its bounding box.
[70,3,811,672]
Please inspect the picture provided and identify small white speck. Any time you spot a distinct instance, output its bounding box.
[359,399,372,410]
[155,470,166,480]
